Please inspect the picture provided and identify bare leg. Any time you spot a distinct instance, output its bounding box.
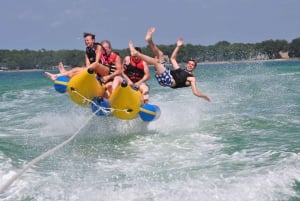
[45,66,84,80]
[91,63,109,77]
[145,27,164,62]
[44,61,65,81]
[64,67,85,77]
[103,76,123,98]
[140,84,149,104]
[58,62,66,73]
[105,81,113,98]
[129,41,166,74]
[111,76,123,91]
[44,72,59,81]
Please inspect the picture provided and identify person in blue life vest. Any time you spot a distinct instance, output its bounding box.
[128,27,211,102]
[44,32,109,80]
[112,47,150,103]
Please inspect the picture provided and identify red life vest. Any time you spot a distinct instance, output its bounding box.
[101,51,119,75]
[107,52,118,74]
[124,56,145,83]
[130,56,144,70]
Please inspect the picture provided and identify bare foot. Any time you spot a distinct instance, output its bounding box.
[145,27,155,42]
[45,72,57,81]
[58,62,66,73]
[129,41,138,56]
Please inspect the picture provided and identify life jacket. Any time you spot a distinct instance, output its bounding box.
[124,56,145,83]
[97,52,119,83]
[85,42,108,65]
[170,68,194,88]
[105,52,119,75]
[85,43,98,63]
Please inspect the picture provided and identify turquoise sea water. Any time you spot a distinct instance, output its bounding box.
[0,60,300,201]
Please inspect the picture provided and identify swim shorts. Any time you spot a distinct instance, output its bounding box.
[155,70,173,87]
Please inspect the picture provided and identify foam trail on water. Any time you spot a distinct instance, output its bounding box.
[0,107,102,194]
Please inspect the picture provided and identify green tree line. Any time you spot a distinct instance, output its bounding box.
[1,38,300,70]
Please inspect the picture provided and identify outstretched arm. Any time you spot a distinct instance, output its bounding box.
[188,77,211,102]
[170,37,184,70]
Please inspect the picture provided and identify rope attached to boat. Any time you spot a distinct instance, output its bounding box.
[70,87,133,113]
[0,106,103,194]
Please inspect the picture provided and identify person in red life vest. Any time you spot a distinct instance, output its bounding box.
[122,47,150,103]
[98,40,123,98]
[44,32,109,80]
[128,27,211,102]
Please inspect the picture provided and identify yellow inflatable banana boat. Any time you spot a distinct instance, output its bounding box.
[52,68,160,121]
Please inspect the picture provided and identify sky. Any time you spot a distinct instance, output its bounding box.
[1,0,299,51]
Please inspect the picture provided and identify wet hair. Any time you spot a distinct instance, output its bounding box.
[189,59,197,67]
[83,32,95,40]
[135,47,142,53]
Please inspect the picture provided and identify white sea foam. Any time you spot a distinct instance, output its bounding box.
[1,62,300,200]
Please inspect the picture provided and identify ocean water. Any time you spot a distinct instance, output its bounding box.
[0,60,299,201]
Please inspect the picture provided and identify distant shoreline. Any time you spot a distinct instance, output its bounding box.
[1,58,299,72]
[197,58,300,65]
